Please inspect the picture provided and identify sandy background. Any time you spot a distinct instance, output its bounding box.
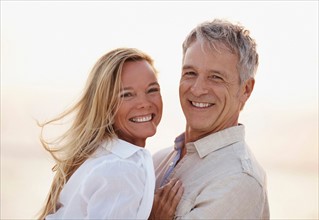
[1,1,318,219]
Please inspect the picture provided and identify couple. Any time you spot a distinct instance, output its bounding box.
[38,19,270,219]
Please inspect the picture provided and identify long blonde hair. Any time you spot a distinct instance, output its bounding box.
[37,48,156,219]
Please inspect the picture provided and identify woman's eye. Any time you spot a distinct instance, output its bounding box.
[120,92,133,98]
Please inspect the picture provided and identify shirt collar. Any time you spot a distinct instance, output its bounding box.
[176,125,245,158]
[174,133,185,151]
[102,138,143,159]
[195,125,245,158]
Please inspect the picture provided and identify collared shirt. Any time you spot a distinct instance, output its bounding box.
[46,139,155,220]
[153,125,270,219]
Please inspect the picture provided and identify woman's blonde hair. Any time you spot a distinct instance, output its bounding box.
[37,48,156,219]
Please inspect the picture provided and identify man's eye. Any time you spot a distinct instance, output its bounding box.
[148,87,160,93]
[210,75,223,80]
[184,71,196,76]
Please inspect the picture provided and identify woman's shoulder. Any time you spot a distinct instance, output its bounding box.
[85,149,141,174]
[72,140,152,186]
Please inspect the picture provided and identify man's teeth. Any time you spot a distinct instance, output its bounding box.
[131,115,152,123]
[191,101,212,108]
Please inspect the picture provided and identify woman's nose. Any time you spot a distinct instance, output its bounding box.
[136,94,152,109]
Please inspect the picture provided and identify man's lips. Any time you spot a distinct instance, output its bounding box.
[190,101,214,108]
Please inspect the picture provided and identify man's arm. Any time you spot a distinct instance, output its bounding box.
[177,173,268,219]
[150,173,268,220]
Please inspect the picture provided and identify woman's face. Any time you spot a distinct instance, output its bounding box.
[114,60,163,147]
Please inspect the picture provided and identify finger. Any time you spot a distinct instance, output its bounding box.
[155,185,164,197]
[160,178,179,200]
[156,178,177,195]
[162,180,183,213]
[167,183,184,216]
[172,183,184,206]
[167,179,182,201]
[154,179,179,215]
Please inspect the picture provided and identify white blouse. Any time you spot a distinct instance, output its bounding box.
[46,139,155,219]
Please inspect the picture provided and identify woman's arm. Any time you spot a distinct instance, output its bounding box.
[149,178,184,220]
[80,161,146,219]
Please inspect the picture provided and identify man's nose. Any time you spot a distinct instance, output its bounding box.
[190,77,209,97]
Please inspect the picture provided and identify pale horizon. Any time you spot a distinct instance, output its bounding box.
[1,1,318,219]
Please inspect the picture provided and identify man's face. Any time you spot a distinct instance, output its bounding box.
[179,40,254,142]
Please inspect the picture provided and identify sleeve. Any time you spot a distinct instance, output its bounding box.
[152,146,173,167]
[80,160,145,219]
[177,173,268,220]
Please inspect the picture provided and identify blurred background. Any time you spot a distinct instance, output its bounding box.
[1,1,318,219]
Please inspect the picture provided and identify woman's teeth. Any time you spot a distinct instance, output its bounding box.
[130,115,153,123]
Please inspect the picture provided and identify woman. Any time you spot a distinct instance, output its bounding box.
[37,48,182,219]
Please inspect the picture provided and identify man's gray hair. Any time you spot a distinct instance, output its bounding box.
[182,19,259,83]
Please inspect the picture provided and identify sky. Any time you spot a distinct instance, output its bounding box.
[1,1,318,219]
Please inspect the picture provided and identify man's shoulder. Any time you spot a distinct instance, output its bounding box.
[231,142,267,188]
[152,146,174,165]
[153,146,174,159]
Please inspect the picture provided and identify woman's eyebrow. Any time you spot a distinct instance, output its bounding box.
[121,87,133,91]
[121,82,159,91]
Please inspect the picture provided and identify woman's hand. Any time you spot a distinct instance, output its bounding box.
[149,178,184,220]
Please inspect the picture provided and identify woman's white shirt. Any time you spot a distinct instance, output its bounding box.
[46,139,155,219]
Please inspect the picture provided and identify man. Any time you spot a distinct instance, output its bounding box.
[150,19,269,219]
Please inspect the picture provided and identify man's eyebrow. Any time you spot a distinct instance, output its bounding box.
[208,69,223,74]
[182,64,194,69]
[149,82,160,87]
[183,64,224,75]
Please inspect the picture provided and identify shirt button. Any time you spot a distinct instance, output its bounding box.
[169,161,174,167]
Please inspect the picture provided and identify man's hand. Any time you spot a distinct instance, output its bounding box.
[149,179,184,220]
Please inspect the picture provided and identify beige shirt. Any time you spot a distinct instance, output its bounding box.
[153,125,269,219]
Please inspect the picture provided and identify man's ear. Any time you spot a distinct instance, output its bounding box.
[241,78,255,103]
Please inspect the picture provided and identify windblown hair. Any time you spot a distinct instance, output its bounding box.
[182,19,259,83]
[37,48,156,219]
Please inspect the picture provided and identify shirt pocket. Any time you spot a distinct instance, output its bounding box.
[175,197,194,218]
